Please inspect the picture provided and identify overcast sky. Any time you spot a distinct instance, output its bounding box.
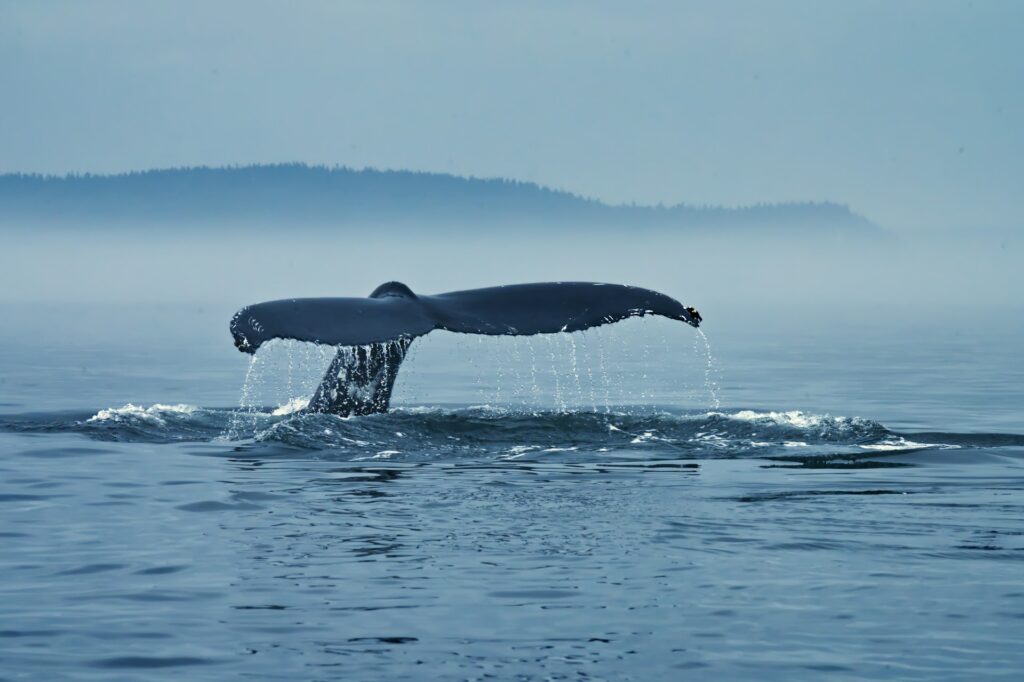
[1,1,1020,230]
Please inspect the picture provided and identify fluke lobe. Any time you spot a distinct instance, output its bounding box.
[230,281,702,416]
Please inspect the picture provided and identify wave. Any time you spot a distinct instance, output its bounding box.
[87,403,197,423]
[3,403,1012,463]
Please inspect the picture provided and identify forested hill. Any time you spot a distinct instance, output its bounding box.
[0,164,878,232]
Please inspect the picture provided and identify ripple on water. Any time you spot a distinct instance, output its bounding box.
[89,656,217,670]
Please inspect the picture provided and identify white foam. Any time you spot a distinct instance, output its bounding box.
[694,432,730,448]
[859,438,956,452]
[726,410,828,428]
[466,404,508,414]
[501,445,542,460]
[630,431,655,444]
[87,403,196,424]
[391,406,445,415]
[272,397,309,416]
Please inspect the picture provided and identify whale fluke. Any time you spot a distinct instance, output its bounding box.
[231,282,701,416]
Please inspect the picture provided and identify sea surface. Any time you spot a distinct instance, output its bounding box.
[1,302,1022,681]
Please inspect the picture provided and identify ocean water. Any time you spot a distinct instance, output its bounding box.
[1,302,1022,681]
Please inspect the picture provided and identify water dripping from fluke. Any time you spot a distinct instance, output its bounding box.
[223,316,714,432]
[696,328,722,410]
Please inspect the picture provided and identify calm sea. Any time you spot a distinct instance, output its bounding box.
[1,302,1022,680]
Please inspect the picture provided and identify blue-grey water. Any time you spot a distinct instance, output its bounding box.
[1,302,1023,680]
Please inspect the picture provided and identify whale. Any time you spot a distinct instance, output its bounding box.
[230,281,701,416]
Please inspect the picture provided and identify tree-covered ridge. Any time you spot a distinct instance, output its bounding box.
[0,164,877,231]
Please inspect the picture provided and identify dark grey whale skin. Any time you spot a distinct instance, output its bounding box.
[230,281,701,354]
[229,281,701,415]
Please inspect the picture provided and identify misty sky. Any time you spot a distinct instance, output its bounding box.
[1,1,1021,230]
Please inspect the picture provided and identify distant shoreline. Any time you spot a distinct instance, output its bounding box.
[0,163,879,233]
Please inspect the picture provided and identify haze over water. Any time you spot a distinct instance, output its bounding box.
[2,1,1023,680]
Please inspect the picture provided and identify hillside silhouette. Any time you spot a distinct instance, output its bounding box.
[0,164,878,233]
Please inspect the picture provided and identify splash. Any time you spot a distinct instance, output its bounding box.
[225,319,720,422]
[696,328,722,410]
[225,339,338,438]
[401,320,719,414]
[28,403,970,464]
[272,397,310,416]
[578,331,599,412]
[545,334,567,413]
[87,403,196,424]
[225,352,261,440]
[727,410,827,428]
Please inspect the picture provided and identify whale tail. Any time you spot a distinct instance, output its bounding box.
[231,281,701,416]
